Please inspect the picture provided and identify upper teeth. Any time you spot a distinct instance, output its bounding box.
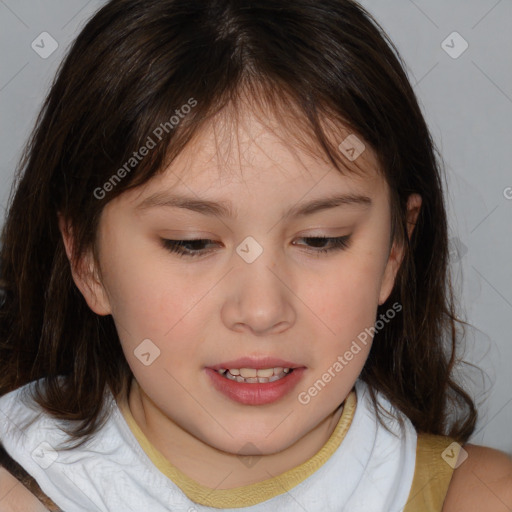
[219,367,291,377]
[217,367,292,383]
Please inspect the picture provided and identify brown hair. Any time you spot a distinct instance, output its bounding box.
[0,0,477,449]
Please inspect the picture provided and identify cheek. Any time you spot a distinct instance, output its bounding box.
[104,258,208,389]
[99,231,207,352]
[306,249,387,339]
[108,266,206,343]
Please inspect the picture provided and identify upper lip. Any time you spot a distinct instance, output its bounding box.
[208,357,305,370]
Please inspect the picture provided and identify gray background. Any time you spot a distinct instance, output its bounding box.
[1,0,511,455]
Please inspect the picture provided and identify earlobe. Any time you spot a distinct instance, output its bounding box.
[378,241,402,305]
[57,213,112,316]
[378,194,422,305]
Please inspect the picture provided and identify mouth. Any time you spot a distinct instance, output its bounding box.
[205,358,306,405]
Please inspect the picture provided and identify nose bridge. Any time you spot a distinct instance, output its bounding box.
[223,234,294,334]
[235,234,282,297]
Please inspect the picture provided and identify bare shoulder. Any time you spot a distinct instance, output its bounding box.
[0,467,49,512]
[443,443,512,512]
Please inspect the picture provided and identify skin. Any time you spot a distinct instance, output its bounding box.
[0,467,50,511]
[442,444,512,511]
[60,103,423,490]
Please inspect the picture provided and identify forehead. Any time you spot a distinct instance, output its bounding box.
[128,101,387,208]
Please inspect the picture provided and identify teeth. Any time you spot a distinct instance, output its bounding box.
[254,368,273,378]
[239,368,257,378]
[217,367,293,383]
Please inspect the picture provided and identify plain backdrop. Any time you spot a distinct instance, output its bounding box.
[0,0,511,455]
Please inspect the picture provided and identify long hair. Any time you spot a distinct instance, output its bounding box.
[0,0,476,449]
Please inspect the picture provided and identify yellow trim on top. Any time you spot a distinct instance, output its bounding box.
[403,433,460,512]
[117,389,357,508]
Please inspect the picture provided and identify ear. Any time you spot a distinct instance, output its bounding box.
[378,193,422,305]
[58,213,112,316]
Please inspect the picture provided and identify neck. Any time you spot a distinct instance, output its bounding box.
[125,378,345,489]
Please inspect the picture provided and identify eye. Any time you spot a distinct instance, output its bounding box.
[293,236,351,255]
[161,236,351,258]
[161,238,218,258]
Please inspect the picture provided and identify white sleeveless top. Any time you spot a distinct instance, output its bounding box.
[0,378,417,512]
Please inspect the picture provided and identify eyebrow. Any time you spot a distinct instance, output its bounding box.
[135,191,372,218]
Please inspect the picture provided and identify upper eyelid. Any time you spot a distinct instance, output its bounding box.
[163,235,348,243]
[161,235,350,251]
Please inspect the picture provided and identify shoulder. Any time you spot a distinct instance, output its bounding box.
[0,466,50,511]
[443,443,512,511]
[0,443,60,512]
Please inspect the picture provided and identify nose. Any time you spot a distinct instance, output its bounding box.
[221,246,296,336]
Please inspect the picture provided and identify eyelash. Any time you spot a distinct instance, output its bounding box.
[161,236,351,258]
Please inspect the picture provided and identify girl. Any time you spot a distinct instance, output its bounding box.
[0,0,511,511]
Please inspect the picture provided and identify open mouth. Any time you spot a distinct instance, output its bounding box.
[206,366,305,405]
[215,367,293,384]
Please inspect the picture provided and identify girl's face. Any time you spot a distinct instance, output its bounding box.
[69,106,418,458]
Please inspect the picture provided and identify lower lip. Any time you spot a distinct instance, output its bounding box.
[205,368,306,405]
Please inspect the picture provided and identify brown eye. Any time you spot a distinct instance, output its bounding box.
[161,238,219,258]
[161,235,351,259]
[293,236,351,255]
